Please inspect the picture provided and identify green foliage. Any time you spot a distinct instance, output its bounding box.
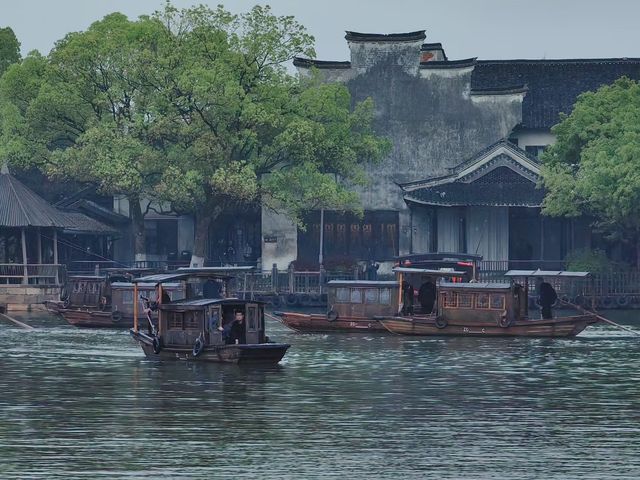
[0,3,390,260]
[0,27,21,78]
[541,77,640,255]
[564,248,622,273]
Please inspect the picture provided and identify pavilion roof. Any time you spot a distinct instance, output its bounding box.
[0,166,114,233]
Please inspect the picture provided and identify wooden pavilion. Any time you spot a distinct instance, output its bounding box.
[0,163,115,311]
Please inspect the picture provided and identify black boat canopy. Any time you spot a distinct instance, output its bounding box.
[504,270,590,278]
[393,267,467,276]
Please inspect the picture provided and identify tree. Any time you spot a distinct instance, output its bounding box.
[0,4,389,267]
[0,27,21,78]
[142,5,390,266]
[0,14,165,259]
[540,77,640,268]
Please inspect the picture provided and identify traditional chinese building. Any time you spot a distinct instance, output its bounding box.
[261,30,640,271]
[0,164,115,310]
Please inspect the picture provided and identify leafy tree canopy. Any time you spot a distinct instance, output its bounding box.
[541,77,640,263]
[0,27,21,78]
[0,3,390,262]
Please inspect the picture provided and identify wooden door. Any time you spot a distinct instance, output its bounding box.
[206,305,223,345]
[245,303,259,344]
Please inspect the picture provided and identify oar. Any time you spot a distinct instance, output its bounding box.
[0,312,35,330]
[560,299,640,337]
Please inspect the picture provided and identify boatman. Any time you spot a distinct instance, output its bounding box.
[418,276,436,314]
[219,310,246,344]
[536,277,558,320]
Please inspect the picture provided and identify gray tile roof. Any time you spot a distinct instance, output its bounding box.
[0,168,115,233]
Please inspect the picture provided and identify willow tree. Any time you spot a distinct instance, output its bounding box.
[144,5,390,266]
[541,77,640,268]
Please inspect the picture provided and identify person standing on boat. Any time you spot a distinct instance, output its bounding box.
[536,277,557,320]
[401,281,414,315]
[418,276,436,314]
[220,310,246,344]
[365,261,379,280]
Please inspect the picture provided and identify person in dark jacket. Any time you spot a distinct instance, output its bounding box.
[536,277,557,319]
[220,311,246,344]
[401,281,414,315]
[418,276,436,314]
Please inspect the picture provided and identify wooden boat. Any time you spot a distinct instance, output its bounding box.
[274,267,467,333]
[274,280,399,333]
[61,281,183,328]
[378,269,598,338]
[45,268,156,316]
[129,269,290,364]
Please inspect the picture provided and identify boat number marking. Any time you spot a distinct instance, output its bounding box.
[463,327,486,334]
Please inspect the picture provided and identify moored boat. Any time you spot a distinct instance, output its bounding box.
[274,267,467,333]
[129,269,290,364]
[378,269,598,338]
[274,280,399,333]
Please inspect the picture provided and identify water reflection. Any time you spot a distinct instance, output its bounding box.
[0,313,639,479]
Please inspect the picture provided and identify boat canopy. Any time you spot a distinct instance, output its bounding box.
[440,281,512,290]
[133,271,232,284]
[394,252,482,262]
[393,267,466,276]
[110,281,183,289]
[160,297,266,309]
[327,280,398,287]
[177,266,255,273]
[504,269,590,278]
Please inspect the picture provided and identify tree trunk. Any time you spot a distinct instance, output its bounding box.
[636,234,640,271]
[129,195,146,264]
[190,206,222,267]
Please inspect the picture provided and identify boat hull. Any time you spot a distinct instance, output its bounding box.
[379,314,598,338]
[44,300,65,316]
[60,309,133,328]
[274,311,387,333]
[130,330,290,364]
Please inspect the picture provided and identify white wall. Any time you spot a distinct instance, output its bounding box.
[512,129,555,150]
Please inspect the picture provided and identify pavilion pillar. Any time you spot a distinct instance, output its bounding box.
[37,228,42,264]
[21,228,28,284]
[53,229,59,285]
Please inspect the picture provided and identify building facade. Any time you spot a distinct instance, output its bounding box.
[261,30,640,270]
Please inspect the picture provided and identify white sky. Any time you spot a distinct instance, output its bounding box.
[3,0,640,61]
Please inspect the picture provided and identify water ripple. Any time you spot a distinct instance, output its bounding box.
[0,313,639,479]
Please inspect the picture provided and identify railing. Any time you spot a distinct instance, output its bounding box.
[0,263,65,286]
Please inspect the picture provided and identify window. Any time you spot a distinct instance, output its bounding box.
[168,312,183,330]
[248,307,257,330]
[476,293,490,309]
[365,289,379,304]
[184,311,202,329]
[336,288,349,303]
[443,292,458,308]
[350,289,362,304]
[490,295,505,310]
[121,290,134,305]
[379,288,391,305]
[458,293,473,308]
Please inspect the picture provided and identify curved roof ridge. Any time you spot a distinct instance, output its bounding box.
[477,57,640,65]
[345,30,426,42]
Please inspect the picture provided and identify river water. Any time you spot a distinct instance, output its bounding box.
[1,311,640,479]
